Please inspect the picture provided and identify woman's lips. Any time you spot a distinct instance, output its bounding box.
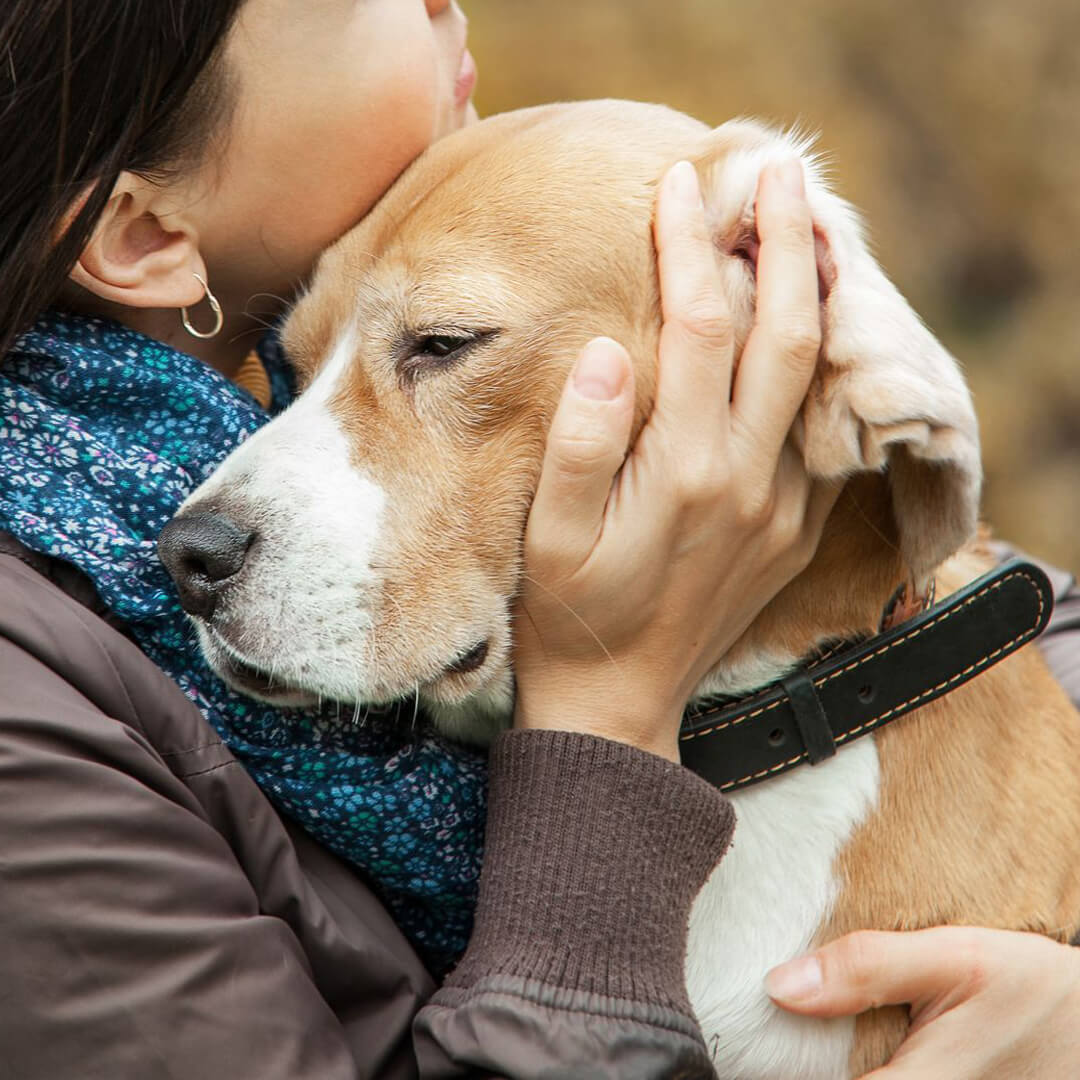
[455,48,477,107]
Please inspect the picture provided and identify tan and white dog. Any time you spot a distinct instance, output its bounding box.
[163,102,1080,1078]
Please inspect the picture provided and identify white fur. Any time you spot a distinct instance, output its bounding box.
[687,734,880,1079]
[427,667,516,744]
[694,649,813,703]
[184,328,393,702]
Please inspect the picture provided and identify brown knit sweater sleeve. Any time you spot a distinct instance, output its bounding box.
[413,729,734,1079]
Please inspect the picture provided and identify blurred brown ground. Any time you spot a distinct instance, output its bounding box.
[465,0,1080,572]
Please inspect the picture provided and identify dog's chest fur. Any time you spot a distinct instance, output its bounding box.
[685,736,880,1079]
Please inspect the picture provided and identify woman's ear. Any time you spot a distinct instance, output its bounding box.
[69,172,207,310]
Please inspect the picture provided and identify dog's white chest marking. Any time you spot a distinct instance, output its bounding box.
[686,737,880,1080]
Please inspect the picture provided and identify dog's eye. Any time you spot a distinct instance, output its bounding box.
[418,334,474,359]
[397,328,499,386]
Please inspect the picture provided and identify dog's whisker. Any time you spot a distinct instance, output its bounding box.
[361,623,379,688]
[225,324,274,349]
[521,573,619,671]
[517,600,544,654]
[245,291,293,311]
[844,486,902,560]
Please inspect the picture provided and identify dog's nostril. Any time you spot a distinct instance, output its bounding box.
[157,511,256,618]
[447,640,489,676]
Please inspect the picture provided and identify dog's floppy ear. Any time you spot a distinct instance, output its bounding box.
[692,120,981,585]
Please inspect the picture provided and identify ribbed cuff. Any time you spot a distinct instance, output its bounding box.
[445,729,735,1015]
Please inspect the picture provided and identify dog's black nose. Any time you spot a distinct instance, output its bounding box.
[157,511,255,618]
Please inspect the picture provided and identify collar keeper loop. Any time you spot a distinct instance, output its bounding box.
[780,670,837,765]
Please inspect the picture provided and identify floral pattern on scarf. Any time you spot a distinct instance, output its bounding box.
[0,310,486,973]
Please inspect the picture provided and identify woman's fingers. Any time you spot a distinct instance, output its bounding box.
[859,1062,951,1080]
[514,160,836,759]
[766,928,993,1018]
[652,160,736,443]
[803,475,845,552]
[769,929,1080,1080]
[766,443,844,571]
[733,160,821,458]
[525,338,635,574]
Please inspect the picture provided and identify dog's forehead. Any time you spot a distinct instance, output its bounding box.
[286,102,710,380]
[345,101,709,270]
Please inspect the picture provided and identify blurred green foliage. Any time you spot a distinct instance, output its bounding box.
[466,0,1080,570]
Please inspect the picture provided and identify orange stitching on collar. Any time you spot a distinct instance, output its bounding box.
[682,570,1044,760]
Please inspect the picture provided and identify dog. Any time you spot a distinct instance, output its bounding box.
[159,101,1080,1078]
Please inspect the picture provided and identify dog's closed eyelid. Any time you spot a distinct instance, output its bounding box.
[394,328,501,385]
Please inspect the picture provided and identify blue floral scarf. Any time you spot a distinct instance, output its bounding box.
[0,310,486,973]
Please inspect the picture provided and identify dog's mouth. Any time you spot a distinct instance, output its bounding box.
[444,639,490,676]
[202,626,320,708]
[202,619,497,714]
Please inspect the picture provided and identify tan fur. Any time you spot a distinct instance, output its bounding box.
[251,101,1080,1073]
[827,540,1080,1074]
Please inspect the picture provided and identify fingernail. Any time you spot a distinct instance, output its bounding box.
[668,160,704,209]
[573,338,629,401]
[777,159,806,198]
[765,956,823,1002]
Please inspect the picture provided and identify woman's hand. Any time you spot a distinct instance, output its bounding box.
[512,159,840,761]
[767,927,1080,1079]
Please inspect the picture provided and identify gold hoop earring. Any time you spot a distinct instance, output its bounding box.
[181,273,224,340]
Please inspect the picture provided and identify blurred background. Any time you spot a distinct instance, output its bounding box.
[465,0,1080,571]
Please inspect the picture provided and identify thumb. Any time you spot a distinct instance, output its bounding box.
[765,929,974,1019]
[526,337,635,567]
[858,1065,942,1080]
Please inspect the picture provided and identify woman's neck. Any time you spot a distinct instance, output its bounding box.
[60,288,288,380]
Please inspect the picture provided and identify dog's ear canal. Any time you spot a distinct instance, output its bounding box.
[695,120,983,587]
[722,214,835,305]
[813,226,838,303]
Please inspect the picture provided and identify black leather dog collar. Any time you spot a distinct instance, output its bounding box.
[679,559,1054,793]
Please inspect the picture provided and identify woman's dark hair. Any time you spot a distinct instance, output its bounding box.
[0,0,246,355]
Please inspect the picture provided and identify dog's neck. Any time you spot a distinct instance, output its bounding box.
[692,497,908,709]
[690,572,934,712]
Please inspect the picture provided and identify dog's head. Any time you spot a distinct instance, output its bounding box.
[159,101,980,741]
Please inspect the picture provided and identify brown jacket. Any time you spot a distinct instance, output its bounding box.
[2,533,1078,1078]
[0,531,736,1079]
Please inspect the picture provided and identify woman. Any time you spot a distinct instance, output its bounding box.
[0,2,837,1075]
[0,3,1076,1078]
